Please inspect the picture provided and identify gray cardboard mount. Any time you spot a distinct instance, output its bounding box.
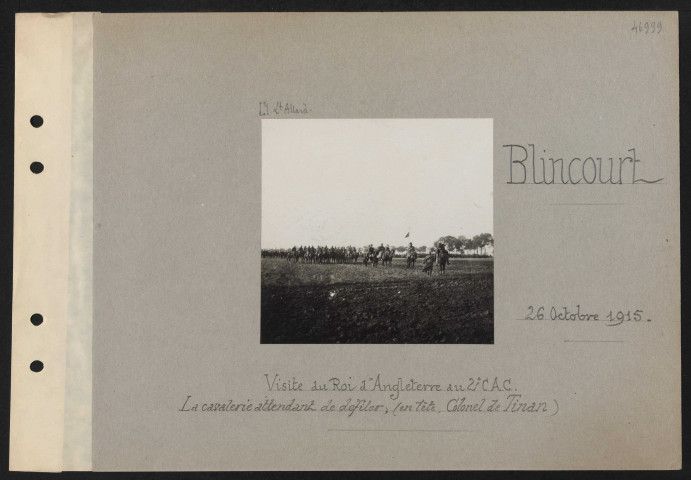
[90,12,680,470]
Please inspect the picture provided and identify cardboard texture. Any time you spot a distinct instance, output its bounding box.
[11,12,680,471]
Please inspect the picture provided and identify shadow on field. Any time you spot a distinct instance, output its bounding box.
[261,258,493,344]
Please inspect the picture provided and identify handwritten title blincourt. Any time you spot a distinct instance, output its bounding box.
[505,144,663,185]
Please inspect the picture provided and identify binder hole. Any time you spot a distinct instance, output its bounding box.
[30,361,44,372]
[30,162,44,174]
[30,313,43,326]
[30,115,43,128]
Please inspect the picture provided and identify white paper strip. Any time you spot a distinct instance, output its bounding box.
[11,13,74,472]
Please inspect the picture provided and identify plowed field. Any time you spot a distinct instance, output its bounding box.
[261,258,493,344]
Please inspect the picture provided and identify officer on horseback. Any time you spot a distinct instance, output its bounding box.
[436,242,450,274]
[422,246,436,275]
[405,242,417,269]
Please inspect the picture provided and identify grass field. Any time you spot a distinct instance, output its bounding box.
[261,257,493,344]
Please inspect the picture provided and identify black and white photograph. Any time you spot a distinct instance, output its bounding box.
[261,119,493,344]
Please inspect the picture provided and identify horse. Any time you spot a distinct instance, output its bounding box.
[422,252,436,276]
[382,249,394,266]
[370,251,381,268]
[287,250,297,263]
[406,250,417,269]
[363,250,379,268]
[436,249,450,274]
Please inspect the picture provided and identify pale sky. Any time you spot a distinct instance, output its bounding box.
[261,119,493,249]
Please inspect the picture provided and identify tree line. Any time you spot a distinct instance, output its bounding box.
[389,233,494,256]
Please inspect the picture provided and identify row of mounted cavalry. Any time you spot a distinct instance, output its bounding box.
[261,244,450,275]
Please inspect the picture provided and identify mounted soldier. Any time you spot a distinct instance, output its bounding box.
[406,242,418,269]
[422,246,436,275]
[436,242,450,274]
[382,244,393,266]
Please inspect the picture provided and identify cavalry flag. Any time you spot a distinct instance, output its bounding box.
[404,231,409,238]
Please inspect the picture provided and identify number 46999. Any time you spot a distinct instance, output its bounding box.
[632,21,662,34]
